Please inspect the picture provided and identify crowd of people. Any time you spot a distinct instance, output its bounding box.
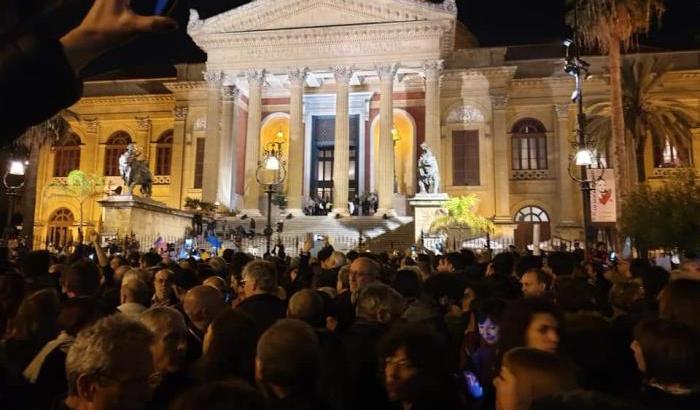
[303,193,379,216]
[1,233,700,410]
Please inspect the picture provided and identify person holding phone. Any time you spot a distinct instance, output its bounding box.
[2,0,178,143]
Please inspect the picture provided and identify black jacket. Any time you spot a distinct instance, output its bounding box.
[237,293,287,332]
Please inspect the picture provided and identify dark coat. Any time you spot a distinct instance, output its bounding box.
[237,293,287,332]
[341,321,390,410]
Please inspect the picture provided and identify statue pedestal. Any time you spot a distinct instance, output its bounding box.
[99,195,194,244]
[409,193,449,243]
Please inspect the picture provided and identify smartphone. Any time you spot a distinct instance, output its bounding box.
[154,0,178,16]
[132,0,178,16]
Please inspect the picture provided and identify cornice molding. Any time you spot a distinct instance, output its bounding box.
[75,95,174,107]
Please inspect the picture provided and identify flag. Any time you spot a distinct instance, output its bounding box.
[153,236,166,253]
[207,233,222,249]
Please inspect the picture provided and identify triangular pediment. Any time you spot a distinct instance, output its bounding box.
[189,0,457,34]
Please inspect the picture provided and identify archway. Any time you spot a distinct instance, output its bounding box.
[370,109,416,195]
[514,205,551,250]
[260,113,291,192]
[47,208,75,248]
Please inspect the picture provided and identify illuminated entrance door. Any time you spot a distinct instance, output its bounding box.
[310,114,359,202]
[514,206,551,249]
[47,208,75,248]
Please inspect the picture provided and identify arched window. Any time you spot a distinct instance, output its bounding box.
[155,130,173,176]
[515,206,550,223]
[511,119,547,170]
[47,208,75,248]
[104,131,132,176]
[53,133,81,177]
[654,137,691,168]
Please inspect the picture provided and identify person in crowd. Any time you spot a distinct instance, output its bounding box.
[170,379,266,410]
[61,314,156,410]
[0,272,25,336]
[466,298,507,404]
[182,285,226,361]
[485,253,522,299]
[498,297,563,360]
[493,347,578,410]
[379,324,465,410]
[403,273,465,342]
[316,247,345,289]
[203,275,233,304]
[631,318,700,409]
[117,279,150,318]
[152,269,179,308]
[342,284,405,409]
[520,268,551,298]
[193,308,258,385]
[545,252,576,278]
[61,261,101,298]
[256,319,323,409]
[335,256,380,333]
[236,260,287,332]
[139,307,191,410]
[658,278,700,334]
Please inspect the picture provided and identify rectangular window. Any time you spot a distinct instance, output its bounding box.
[156,146,172,176]
[194,138,205,188]
[452,130,480,186]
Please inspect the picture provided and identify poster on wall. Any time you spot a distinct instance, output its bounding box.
[588,169,616,223]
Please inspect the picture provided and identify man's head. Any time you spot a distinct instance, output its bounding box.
[241,261,278,298]
[120,279,150,306]
[139,252,162,270]
[66,314,155,410]
[520,269,551,298]
[255,319,320,397]
[183,286,226,333]
[153,269,174,303]
[109,255,127,272]
[140,307,188,374]
[545,252,575,277]
[317,246,334,270]
[287,289,325,328]
[349,257,380,293]
[62,261,101,298]
[356,284,406,325]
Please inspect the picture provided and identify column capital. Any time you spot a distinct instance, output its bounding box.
[287,67,309,86]
[83,118,99,134]
[135,116,151,132]
[221,85,240,102]
[203,70,224,87]
[376,63,399,82]
[491,95,509,110]
[423,60,445,79]
[554,103,570,118]
[331,66,354,85]
[245,68,267,86]
[173,106,189,121]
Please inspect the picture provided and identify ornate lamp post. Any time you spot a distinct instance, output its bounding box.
[256,134,287,255]
[3,158,26,239]
[564,1,604,251]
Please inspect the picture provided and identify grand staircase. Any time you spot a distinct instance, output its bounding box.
[216,215,415,253]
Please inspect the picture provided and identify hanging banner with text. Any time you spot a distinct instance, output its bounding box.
[588,168,616,223]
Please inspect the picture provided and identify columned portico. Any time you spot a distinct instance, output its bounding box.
[202,70,223,203]
[376,63,399,214]
[424,60,444,191]
[218,85,238,209]
[491,95,512,223]
[332,66,353,215]
[242,69,265,215]
[286,67,308,215]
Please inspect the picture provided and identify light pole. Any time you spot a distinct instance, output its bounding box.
[3,159,26,240]
[256,135,287,255]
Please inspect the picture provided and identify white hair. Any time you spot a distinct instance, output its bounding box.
[139,306,186,334]
[356,284,405,324]
[66,314,153,395]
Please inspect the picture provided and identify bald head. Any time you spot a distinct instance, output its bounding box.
[349,257,380,293]
[203,276,227,293]
[183,285,226,333]
[287,289,325,328]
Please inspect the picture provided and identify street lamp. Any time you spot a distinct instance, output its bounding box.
[3,158,26,239]
[256,134,287,255]
[564,0,604,251]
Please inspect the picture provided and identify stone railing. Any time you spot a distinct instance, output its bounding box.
[511,169,550,180]
[50,177,67,185]
[650,166,693,179]
[153,175,171,185]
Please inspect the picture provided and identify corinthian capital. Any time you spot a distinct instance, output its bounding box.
[221,86,240,102]
[288,67,309,86]
[84,118,99,133]
[376,63,399,82]
[331,66,354,85]
[245,69,267,86]
[423,60,445,79]
[491,95,509,109]
[135,116,151,132]
[173,106,189,121]
[203,70,223,87]
[554,104,570,118]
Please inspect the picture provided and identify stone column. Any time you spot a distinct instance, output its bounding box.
[491,95,512,223]
[555,104,579,227]
[218,85,239,209]
[332,66,353,215]
[202,70,223,203]
[376,63,399,213]
[135,116,152,165]
[242,69,266,215]
[287,67,308,215]
[170,106,188,208]
[424,60,444,191]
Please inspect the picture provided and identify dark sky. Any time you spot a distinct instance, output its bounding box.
[83,0,699,77]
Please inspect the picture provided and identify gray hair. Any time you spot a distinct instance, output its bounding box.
[330,251,347,269]
[356,284,406,324]
[121,279,151,305]
[66,314,154,395]
[140,307,186,334]
[242,260,277,294]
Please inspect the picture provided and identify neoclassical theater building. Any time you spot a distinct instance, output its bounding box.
[34,0,700,248]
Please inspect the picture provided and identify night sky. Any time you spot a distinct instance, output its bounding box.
[80,0,699,77]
